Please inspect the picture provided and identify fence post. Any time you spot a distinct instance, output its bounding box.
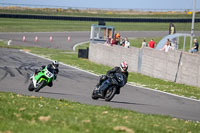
[137,48,143,73]
[183,36,186,52]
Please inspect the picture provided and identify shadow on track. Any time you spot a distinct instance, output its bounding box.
[110,100,154,106]
[38,91,82,97]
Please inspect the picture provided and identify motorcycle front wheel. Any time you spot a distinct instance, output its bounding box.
[28,81,35,91]
[91,89,99,100]
[35,80,46,92]
[105,86,117,101]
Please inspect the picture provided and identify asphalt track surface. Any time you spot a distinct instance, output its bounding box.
[0,31,200,121]
[0,48,200,121]
[0,31,90,51]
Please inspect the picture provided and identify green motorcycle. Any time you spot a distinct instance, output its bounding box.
[28,66,55,92]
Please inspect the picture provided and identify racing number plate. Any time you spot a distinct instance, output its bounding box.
[45,70,53,78]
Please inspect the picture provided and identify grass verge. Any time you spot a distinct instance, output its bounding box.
[0,41,200,100]
[0,91,200,133]
[0,18,199,32]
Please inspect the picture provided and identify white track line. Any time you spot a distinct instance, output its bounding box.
[20,50,98,77]
[20,49,200,102]
[127,83,200,102]
[72,41,89,51]
[8,40,12,45]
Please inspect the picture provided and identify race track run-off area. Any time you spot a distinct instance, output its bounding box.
[0,48,200,121]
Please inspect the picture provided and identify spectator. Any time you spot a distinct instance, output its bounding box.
[120,38,125,46]
[115,32,121,39]
[123,37,130,48]
[171,38,177,50]
[169,23,176,35]
[148,39,156,48]
[141,39,147,48]
[111,38,117,46]
[189,38,199,53]
[106,35,111,44]
[160,38,172,52]
[115,32,121,45]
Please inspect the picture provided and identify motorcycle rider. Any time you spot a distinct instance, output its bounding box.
[96,61,129,94]
[34,60,59,87]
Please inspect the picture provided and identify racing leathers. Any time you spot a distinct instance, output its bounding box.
[96,66,128,94]
[35,64,59,87]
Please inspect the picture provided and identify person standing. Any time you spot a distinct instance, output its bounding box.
[148,39,156,48]
[169,23,176,35]
[115,32,121,45]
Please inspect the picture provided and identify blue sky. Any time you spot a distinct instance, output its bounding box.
[0,0,200,11]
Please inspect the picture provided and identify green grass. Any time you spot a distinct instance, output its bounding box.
[1,41,200,100]
[178,36,200,51]
[0,91,200,133]
[0,18,199,32]
[75,42,90,52]
[129,37,162,48]
[0,18,95,32]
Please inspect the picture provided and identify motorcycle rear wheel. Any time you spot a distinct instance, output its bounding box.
[105,86,117,101]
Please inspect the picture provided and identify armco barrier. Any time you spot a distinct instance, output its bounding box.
[1,13,200,23]
[89,43,200,88]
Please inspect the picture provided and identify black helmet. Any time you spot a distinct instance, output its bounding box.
[52,60,59,69]
[120,61,128,72]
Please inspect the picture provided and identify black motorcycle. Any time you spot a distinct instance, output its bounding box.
[92,73,125,101]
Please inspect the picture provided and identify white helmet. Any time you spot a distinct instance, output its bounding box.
[120,61,128,72]
[52,60,59,69]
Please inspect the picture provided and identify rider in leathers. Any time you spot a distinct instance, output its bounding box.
[34,60,59,87]
[96,61,129,94]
